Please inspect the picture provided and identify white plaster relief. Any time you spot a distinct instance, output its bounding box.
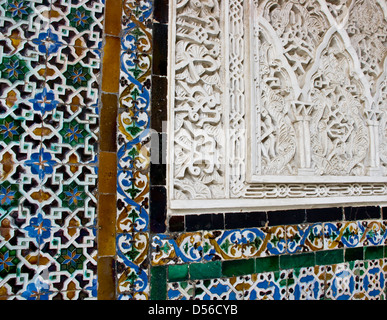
[325,0,353,25]
[308,33,369,176]
[250,0,387,182]
[228,0,247,197]
[346,0,387,95]
[169,0,387,212]
[172,0,225,200]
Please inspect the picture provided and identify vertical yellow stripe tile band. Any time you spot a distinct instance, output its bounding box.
[97,0,122,300]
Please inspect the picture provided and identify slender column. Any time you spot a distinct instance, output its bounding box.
[291,101,314,175]
[364,109,382,176]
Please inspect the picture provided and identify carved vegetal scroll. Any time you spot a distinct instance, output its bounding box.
[250,0,386,182]
[346,0,387,95]
[325,0,353,24]
[255,26,297,176]
[172,0,224,199]
[169,0,387,212]
[378,79,387,173]
[262,0,330,87]
[309,33,369,176]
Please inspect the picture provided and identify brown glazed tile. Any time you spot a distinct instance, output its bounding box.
[97,256,116,300]
[100,93,118,152]
[98,194,117,256]
[104,0,122,36]
[102,36,121,93]
[99,151,117,194]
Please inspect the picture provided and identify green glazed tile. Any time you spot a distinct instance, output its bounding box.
[280,252,315,270]
[364,246,384,260]
[150,266,167,300]
[168,264,189,282]
[255,256,279,273]
[222,259,255,277]
[345,247,364,262]
[316,249,344,266]
[189,261,221,280]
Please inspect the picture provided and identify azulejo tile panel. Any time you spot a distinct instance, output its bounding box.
[150,216,387,300]
[41,104,99,165]
[0,0,103,300]
[115,0,153,300]
[0,0,51,41]
[49,0,104,49]
[45,45,101,107]
[152,219,387,267]
[0,38,46,100]
[164,258,387,300]
[0,223,97,299]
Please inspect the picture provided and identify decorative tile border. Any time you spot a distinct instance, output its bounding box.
[115,0,153,300]
[150,212,387,300]
[151,248,387,300]
[151,215,387,266]
[2,0,387,301]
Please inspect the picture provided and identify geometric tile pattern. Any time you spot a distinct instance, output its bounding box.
[0,0,102,299]
[2,0,387,301]
[166,258,387,300]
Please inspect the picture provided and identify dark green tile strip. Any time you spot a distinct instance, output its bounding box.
[222,259,255,277]
[255,256,279,273]
[316,249,344,266]
[168,264,188,282]
[345,247,364,262]
[280,252,315,270]
[150,265,167,300]
[162,245,387,298]
[190,261,222,280]
[364,245,384,260]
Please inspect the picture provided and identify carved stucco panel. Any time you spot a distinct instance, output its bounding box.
[172,0,225,200]
[169,0,387,212]
[309,33,369,176]
[346,0,387,95]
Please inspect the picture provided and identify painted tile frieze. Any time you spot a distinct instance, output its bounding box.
[115,0,153,300]
[152,220,387,266]
[151,232,202,265]
[116,232,149,297]
[324,220,387,250]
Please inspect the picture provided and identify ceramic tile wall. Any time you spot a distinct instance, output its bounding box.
[115,0,153,300]
[146,0,387,301]
[0,0,104,299]
[150,207,387,300]
[1,0,387,300]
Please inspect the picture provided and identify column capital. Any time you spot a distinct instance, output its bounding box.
[290,101,313,121]
[364,109,382,125]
